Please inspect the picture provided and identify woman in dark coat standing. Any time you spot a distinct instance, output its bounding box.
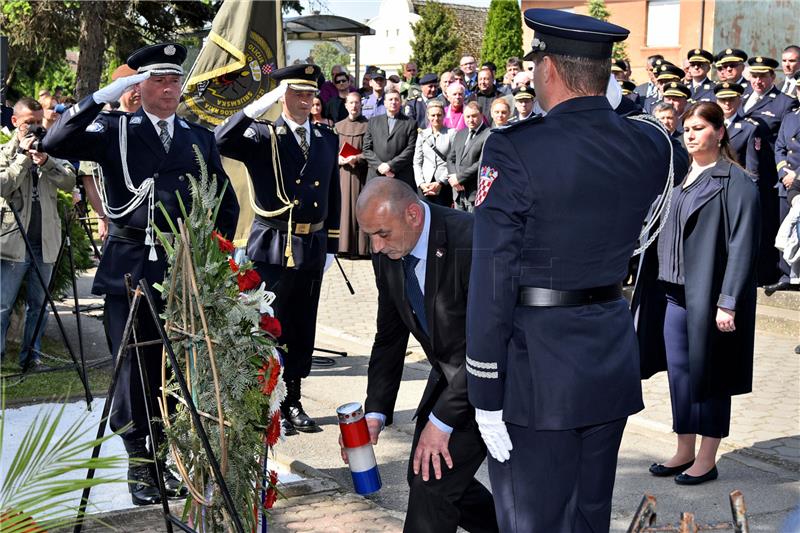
[632,102,760,485]
[335,92,370,257]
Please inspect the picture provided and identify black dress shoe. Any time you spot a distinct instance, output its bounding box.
[128,465,162,506]
[283,404,322,433]
[675,465,718,485]
[764,281,799,296]
[157,462,188,499]
[282,418,299,436]
[649,459,695,477]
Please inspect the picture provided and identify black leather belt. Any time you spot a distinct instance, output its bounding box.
[255,215,324,235]
[518,284,623,307]
[109,223,173,246]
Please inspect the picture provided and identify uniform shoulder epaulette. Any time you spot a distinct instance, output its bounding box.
[100,109,130,117]
[313,122,336,135]
[744,117,760,126]
[493,114,543,133]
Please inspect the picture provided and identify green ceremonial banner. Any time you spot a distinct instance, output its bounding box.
[180,0,284,128]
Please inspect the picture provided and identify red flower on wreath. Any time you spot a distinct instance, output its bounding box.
[237,269,261,292]
[211,230,235,253]
[259,315,282,339]
[265,410,281,447]
[264,470,279,509]
[228,257,239,273]
[257,358,281,396]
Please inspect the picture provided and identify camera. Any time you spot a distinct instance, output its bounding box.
[19,124,47,153]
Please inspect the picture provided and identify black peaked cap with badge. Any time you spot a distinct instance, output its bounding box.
[663,82,691,99]
[747,56,779,73]
[619,80,636,95]
[656,64,685,82]
[127,43,187,76]
[513,85,535,100]
[269,64,321,90]
[419,73,438,85]
[687,48,714,63]
[714,82,745,99]
[715,48,748,66]
[611,59,628,73]
[522,8,628,60]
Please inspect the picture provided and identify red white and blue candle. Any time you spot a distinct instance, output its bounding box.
[337,402,381,495]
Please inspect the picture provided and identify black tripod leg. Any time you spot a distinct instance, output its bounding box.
[66,217,90,407]
[9,206,92,405]
[73,285,141,533]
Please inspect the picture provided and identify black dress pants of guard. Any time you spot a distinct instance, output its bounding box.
[488,417,627,533]
[105,293,166,441]
[254,261,323,381]
[404,415,498,533]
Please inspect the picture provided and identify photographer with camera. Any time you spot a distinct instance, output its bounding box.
[1,97,76,369]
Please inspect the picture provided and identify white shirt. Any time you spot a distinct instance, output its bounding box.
[407,201,432,292]
[143,110,175,138]
[282,113,311,149]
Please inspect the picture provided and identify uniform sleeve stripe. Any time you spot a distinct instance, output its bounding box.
[466,356,497,370]
[777,161,787,170]
[467,366,499,379]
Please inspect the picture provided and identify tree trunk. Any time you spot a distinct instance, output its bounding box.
[74,1,107,99]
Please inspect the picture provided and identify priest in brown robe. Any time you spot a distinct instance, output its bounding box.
[336,92,370,257]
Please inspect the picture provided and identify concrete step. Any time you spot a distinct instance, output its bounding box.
[757,286,800,311]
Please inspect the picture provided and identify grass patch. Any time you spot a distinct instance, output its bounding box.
[2,337,112,405]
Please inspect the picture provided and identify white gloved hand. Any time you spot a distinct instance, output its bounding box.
[324,253,335,273]
[244,83,288,119]
[92,72,151,105]
[605,73,623,110]
[475,408,513,463]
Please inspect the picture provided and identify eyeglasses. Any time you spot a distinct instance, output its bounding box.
[335,79,349,84]
[460,61,476,67]
[689,62,705,68]
[716,63,742,71]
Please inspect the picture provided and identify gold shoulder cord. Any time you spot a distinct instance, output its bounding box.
[242,123,296,267]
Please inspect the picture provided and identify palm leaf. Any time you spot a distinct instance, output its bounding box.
[1,390,136,531]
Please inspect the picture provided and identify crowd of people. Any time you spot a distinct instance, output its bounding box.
[1,6,798,530]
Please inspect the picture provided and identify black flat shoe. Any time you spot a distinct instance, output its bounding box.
[764,281,799,296]
[675,465,718,485]
[128,465,161,506]
[282,418,299,436]
[649,459,695,477]
[284,404,322,433]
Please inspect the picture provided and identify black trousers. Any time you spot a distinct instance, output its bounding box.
[254,261,323,381]
[106,293,168,441]
[488,417,627,533]
[404,414,498,533]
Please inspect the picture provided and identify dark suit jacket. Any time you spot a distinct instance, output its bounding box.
[365,204,474,430]
[447,124,490,202]
[362,113,418,190]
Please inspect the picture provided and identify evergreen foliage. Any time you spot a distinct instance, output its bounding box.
[586,0,628,61]
[481,0,524,77]
[410,1,459,75]
[311,42,351,80]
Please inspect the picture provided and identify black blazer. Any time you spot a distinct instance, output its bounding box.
[362,113,418,190]
[447,124,490,200]
[365,204,474,429]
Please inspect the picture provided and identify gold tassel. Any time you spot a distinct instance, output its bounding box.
[284,206,295,268]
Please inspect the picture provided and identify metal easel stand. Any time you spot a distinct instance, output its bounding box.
[72,277,244,533]
[311,257,352,367]
[0,205,92,406]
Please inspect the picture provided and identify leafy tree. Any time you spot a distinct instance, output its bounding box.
[587,0,628,61]
[410,1,459,76]
[282,0,304,15]
[310,42,350,80]
[481,0,523,78]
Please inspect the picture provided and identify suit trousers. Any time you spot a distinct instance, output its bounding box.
[488,417,627,533]
[106,292,169,441]
[404,415,498,533]
[255,261,323,381]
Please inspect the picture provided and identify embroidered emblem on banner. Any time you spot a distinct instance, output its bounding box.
[475,165,498,207]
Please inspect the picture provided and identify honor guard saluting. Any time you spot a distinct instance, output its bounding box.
[42,43,240,506]
[214,64,340,436]
[465,9,679,531]
[715,48,751,96]
[686,48,715,102]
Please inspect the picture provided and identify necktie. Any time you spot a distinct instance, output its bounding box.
[743,93,760,113]
[402,255,428,336]
[465,129,476,149]
[157,120,171,152]
[295,126,309,159]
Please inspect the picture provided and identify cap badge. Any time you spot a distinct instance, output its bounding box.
[531,37,546,52]
[756,57,763,63]
[164,44,176,56]
[694,49,700,54]
[305,66,314,75]
[726,48,733,54]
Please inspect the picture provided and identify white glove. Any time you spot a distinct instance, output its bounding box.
[92,72,151,105]
[324,253,335,273]
[475,408,513,463]
[244,83,287,119]
[605,73,623,110]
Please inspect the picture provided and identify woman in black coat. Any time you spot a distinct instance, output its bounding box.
[632,101,760,485]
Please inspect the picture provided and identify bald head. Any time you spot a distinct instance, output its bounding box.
[356,178,425,259]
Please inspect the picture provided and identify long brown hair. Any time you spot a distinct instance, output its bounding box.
[681,102,739,166]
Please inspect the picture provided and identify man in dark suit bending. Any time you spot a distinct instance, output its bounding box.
[344,177,497,533]
[362,89,418,191]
